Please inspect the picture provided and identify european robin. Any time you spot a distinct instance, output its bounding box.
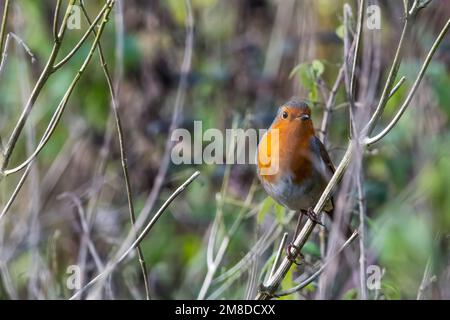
[256,100,335,260]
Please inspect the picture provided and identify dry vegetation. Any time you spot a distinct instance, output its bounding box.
[0,0,449,300]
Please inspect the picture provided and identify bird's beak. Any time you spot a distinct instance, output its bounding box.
[298,114,310,120]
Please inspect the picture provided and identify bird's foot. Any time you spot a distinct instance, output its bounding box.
[286,243,304,265]
[305,207,324,226]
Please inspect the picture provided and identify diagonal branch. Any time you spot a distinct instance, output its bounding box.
[255,2,448,301]
[69,171,200,300]
[2,1,115,177]
[79,0,150,300]
[274,230,358,298]
[256,142,354,300]
[365,18,450,146]
[0,0,76,173]
[0,0,10,61]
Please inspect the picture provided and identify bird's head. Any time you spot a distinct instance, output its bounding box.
[272,99,314,136]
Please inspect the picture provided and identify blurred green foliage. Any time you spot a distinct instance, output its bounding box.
[0,0,449,300]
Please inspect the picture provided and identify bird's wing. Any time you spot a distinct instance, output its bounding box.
[310,136,335,214]
[311,136,335,175]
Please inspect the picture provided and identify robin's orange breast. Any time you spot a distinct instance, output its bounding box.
[257,116,314,184]
[256,101,334,213]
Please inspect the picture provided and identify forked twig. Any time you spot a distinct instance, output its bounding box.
[69,171,200,300]
[255,1,449,300]
[79,0,150,300]
[275,231,358,297]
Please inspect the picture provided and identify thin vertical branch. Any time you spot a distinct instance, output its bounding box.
[356,171,367,300]
[363,1,431,135]
[256,142,354,300]
[319,65,345,145]
[417,255,433,300]
[343,0,365,137]
[0,0,76,173]
[256,2,447,299]
[274,231,359,297]
[349,0,365,98]
[0,2,115,222]
[0,0,10,61]
[198,117,238,300]
[15,20,43,297]
[70,171,200,300]
[71,0,194,298]
[137,0,194,223]
[58,193,104,271]
[83,0,125,225]
[365,18,450,146]
[417,232,440,300]
[79,0,150,300]
[78,0,150,300]
[53,2,110,71]
[2,2,115,177]
[52,0,62,41]
[268,232,288,280]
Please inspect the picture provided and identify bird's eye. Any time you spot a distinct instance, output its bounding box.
[281,111,288,119]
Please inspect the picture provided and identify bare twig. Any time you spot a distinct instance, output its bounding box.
[0,161,32,221]
[0,0,10,58]
[79,0,150,300]
[343,0,365,137]
[198,118,238,299]
[319,65,345,145]
[69,171,200,300]
[208,220,285,299]
[3,1,115,176]
[52,0,62,41]
[268,232,288,280]
[84,0,125,225]
[275,231,358,297]
[365,18,450,146]
[356,172,367,299]
[53,2,110,70]
[363,1,430,135]
[57,193,104,271]
[0,0,77,173]
[0,32,36,77]
[256,143,353,300]
[349,0,365,98]
[417,232,440,300]
[389,76,406,97]
[138,0,194,224]
[0,2,115,227]
[417,255,433,300]
[255,2,448,300]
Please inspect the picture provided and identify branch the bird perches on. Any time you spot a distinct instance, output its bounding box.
[255,0,450,300]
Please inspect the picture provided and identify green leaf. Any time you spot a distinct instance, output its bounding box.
[311,59,325,78]
[308,85,318,102]
[288,63,304,79]
[279,267,295,300]
[381,282,401,300]
[299,65,313,90]
[336,25,345,40]
[302,241,321,258]
[274,202,285,224]
[259,253,276,281]
[342,288,358,300]
[257,197,275,225]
